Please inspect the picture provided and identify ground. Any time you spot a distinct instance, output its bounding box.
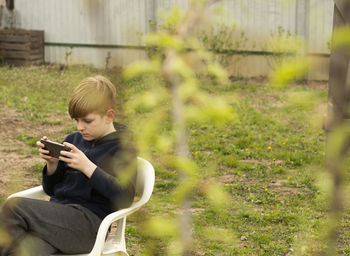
[0,105,71,199]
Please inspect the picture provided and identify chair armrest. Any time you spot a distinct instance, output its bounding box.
[102,203,142,225]
[7,185,45,200]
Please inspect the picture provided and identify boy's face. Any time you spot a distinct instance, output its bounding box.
[74,112,114,141]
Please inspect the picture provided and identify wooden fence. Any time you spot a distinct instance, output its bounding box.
[6,0,335,79]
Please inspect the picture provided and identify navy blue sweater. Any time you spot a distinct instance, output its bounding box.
[42,123,137,219]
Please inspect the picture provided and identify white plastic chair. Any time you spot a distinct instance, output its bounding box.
[8,157,155,256]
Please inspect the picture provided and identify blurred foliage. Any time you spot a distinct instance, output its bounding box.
[270,57,309,89]
[145,6,249,69]
[123,1,236,255]
[268,18,350,255]
[331,26,350,49]
[264,25,308,84]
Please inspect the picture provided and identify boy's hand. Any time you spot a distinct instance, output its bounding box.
[59,142,97,178]
[36,136,59,175]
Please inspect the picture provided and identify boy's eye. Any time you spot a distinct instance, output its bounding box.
[84,119,93,124]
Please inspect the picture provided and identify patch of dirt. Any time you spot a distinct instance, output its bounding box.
[230,75,268,86]
[0,106,70,198]
[307,80,328,91]
[216,174,257,187]
[219,174,237,184]
[268,180,299,196]
[217,173,299,197]
[240,159,284,167]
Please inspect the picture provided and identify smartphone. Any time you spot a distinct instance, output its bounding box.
[40,139,71,159]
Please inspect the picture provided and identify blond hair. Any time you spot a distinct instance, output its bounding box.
[69,75,116,118]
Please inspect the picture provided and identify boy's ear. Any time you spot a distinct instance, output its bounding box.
[106,109,115,122]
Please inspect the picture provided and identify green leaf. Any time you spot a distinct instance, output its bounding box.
[208,62,229,84]
[331,26,350,49]
[168,157,198,178]
[174,177,198,204]
[145,33,184,51]
[270,58,309,89]
[205,183,230,209]
[326,121,350,162]
[201,226,238,244]
[143,218,179,238]
[123,60,161,80]
[185,95,237,125]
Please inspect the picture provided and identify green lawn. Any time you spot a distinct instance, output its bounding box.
[0,65,344,255]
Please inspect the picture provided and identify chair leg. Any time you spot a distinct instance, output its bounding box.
[103,217,128,256]
[114,217,127,249]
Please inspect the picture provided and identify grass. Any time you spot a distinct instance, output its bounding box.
[0,64,342,255]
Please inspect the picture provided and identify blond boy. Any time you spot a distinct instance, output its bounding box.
[0,76,137,255]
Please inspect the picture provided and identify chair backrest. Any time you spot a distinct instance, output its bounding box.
[134,157,155,208]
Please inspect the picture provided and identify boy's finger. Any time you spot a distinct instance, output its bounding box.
[63,142,76,151]
[39,148,49,154]
[40,136,48,142]
[40,153,52,160]
[58,155,70,163]
[59,150,74,157]
[37,141,44,147]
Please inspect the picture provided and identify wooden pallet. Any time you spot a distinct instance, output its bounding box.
[0,29,44,66]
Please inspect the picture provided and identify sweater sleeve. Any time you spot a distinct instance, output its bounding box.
[42,160,67,196]
[42,135,73,196]
[89,163,136,209]
[89,132,137,210]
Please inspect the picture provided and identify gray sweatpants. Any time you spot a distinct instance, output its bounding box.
[0,197,102,256]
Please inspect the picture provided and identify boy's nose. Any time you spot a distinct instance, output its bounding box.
[77,121,85,131]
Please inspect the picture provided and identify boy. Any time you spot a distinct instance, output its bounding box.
[0,75,137,255]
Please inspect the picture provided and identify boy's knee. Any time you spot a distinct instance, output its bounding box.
[17,234,58,256]
[2,197,16,210]
[1,197,25,218]
[3,197,21,208]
